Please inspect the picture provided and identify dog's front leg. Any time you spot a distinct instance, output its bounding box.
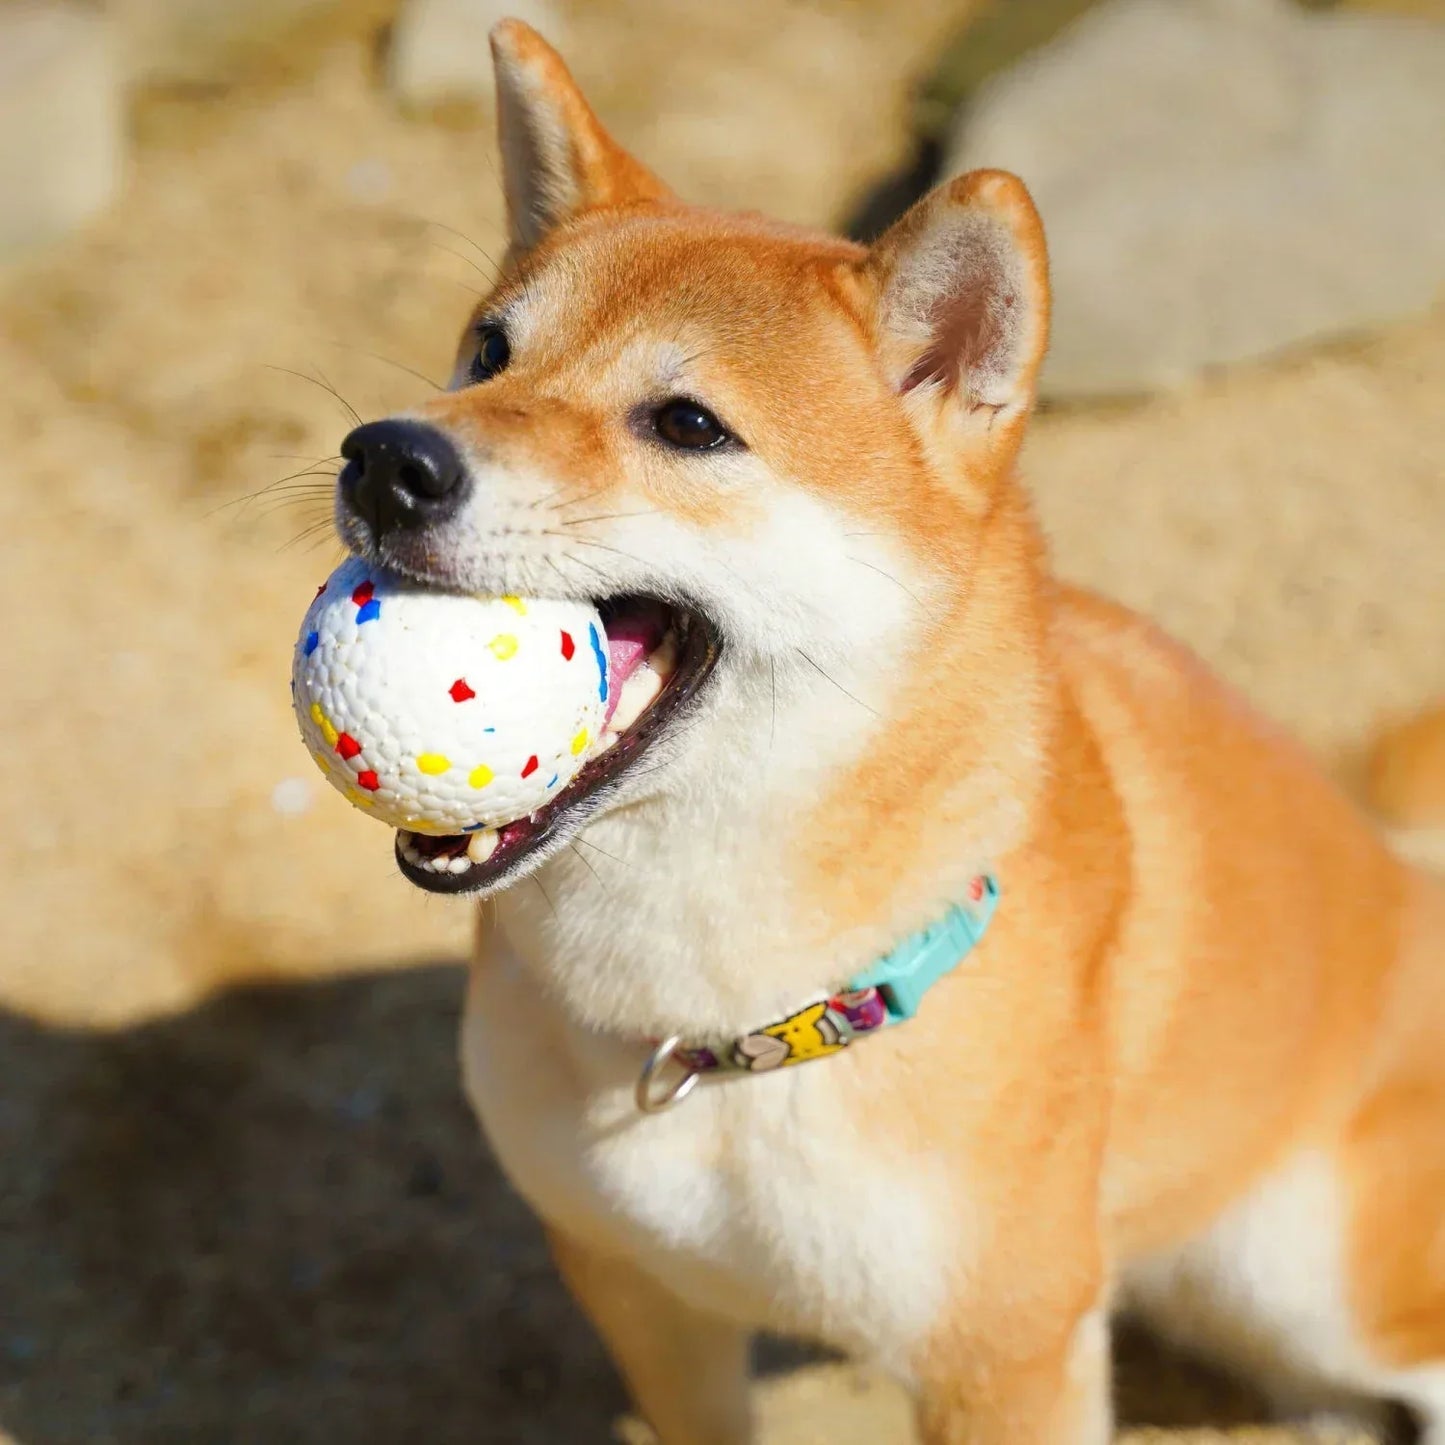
[548,1227,754,1445]
[913,1301,1113,1445]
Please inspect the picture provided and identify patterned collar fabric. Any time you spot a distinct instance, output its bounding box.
[674,876,999,1076]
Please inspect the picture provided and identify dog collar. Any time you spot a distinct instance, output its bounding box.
[635,875,999,1112]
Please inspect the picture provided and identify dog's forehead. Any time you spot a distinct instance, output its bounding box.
[507,212,867,358]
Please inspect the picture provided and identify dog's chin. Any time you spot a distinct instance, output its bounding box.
[393,593,722,898]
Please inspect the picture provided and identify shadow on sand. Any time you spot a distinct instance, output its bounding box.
[0,963,1413,1443]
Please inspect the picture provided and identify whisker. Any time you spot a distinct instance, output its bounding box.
[545,549,610,585]
[419,218,505,277]
[530,873,558,919]
[795,648,878,717]
[427,238,497,286]
[573,836,630,869]
[568,842,609,897]
[545,485,609,513]
[846,554,925,607]
[542,532,649,568]
[246,495,336,522]
[265,366,363,427]
[769,657,777,752]
[328,342,442,392]
[280,517,339,553]
[208,467,340,517]
[560,510,659,527]
[526,485,568,512]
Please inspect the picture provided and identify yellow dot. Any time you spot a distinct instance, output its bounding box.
[468,763,494,789]
[309,702,338,748]
[571,728,589,756]
[488,633,518,660]
[501,596,527,614]
[345,787,376,808]
[416,753,451,775]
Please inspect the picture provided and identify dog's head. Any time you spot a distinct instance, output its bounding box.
[336,21,1052,906]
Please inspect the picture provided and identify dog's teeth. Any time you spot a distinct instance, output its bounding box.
[647,634,679,681]
[466,829,500,864]
[447,855,472,874]
[610,666,663,732]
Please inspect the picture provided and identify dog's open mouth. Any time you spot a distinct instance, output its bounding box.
[394,597,720,895]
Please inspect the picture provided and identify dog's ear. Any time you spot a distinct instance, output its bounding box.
[489,20,672,252]
[863,169,1049,445]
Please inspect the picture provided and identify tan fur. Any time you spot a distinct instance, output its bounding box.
[422,24,1445,1444]
[1368,703,1445,829]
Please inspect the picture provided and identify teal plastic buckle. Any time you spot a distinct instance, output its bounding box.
[848,877,999,1023]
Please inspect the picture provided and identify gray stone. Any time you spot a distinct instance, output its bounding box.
[945,0,1445,399]
[0,3,124,257]
[387,0,563,112]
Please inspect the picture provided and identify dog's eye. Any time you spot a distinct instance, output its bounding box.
[470,325,511,383]
[653,399,730,451]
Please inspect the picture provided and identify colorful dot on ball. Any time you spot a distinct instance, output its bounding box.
[587,624,608,702]
[489,633,518,660]
[449,678,475,703]
[560,631,575,661]
[304,630,319,656]
[521,755,539,779]
[336,733,361,760]
[468,763,494,789]
[416,753,451,775]
[571,728,589,756]
[357,770,381,792]
[310,702,339,748]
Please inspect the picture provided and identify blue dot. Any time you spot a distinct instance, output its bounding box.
[304,630,319,655]
[546,774,559,789]
[355,599,381,625]
[587,623,608,702]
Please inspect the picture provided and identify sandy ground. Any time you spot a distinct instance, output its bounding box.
[1,0,1442,1440]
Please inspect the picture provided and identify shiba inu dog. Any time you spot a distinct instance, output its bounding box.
[332,20,1445,1443]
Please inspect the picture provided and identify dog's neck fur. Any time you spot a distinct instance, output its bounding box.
[493,482,1062,1043]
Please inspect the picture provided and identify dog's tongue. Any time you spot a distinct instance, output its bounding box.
[603,604,668,723]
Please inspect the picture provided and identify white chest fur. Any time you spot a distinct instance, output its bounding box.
[459,931,957,1374]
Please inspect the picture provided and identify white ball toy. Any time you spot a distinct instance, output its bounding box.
[292,558,610,835]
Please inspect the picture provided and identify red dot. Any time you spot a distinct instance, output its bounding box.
[357,770,381,791]
[335,732,361,760]
[449,678,476,703]
[520,755,539,779]
[351,580,375,607]
[969,877,984,902]
[560,631,575,661]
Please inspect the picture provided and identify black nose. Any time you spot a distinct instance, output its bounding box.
[340,420,467,539]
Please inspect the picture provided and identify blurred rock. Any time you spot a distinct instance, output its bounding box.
[0,3,124,256]
[946,0,1445,398]
[387,0,562,113]
[112,0,337,86]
